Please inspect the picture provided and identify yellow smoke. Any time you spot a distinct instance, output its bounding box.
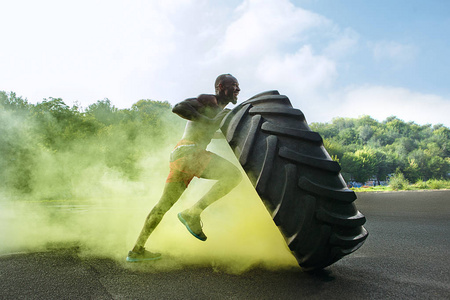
[0,133,298,274]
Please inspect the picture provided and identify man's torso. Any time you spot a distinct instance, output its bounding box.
[180,94,223,149]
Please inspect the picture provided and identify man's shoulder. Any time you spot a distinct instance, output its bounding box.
[197,94,218,107]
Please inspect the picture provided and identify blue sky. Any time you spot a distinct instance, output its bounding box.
[296,0,450,97]
[1,0,449,126]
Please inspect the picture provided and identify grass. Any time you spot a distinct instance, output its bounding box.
[351,185,392,192]
[350,179,450,192]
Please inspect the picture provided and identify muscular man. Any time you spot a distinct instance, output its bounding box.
[127,74,242,262]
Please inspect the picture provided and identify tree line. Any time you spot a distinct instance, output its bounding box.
[310,115,450,184]
[1,91,449,197]
[0,91,184,197]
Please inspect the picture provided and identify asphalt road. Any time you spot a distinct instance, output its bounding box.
[1,190,449,299]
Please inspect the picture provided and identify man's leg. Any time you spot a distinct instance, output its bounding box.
[178,154,241,240]
[132,181,186,252]
[189,154,242,214]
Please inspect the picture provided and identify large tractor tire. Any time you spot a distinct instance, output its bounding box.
[220,91,368,271]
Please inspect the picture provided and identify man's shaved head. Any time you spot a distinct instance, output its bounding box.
[215,74,237,90]
[214,74,240,104]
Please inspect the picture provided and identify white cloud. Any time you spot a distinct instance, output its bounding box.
[0,0,350,108]
[217,0,325,57]
[1,0,447,128]
[371,41,418,67]
[256,46,336,98]
[325,86,450,126]
[324,27,359,59]
[204,0,346,103]
[0,0,183,105]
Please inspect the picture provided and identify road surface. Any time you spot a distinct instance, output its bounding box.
[1,190,449,299]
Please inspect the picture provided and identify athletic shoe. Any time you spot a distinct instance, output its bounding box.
[126,248,161,262]
[177,211,207,241]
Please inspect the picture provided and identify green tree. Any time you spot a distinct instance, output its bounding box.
[338,127,358,145]
[0,108,36,193]
[32,98,98,149]
[85,98,118,126]
[310,122,338,139]
[322,139,345,161]
[341,147,377,183]
[431,125,450,157]
[0,91,31,112]
[373,149,393,184]
[358,125,374,144]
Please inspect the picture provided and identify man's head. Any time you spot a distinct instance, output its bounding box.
[215,74,240,104]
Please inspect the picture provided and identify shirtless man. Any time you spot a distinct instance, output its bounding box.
[127,74,242,262]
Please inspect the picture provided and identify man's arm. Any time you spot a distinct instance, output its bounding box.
[172,98,209,122]
[172,95,221,123]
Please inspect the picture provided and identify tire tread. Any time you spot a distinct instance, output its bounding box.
[221,91,368,271]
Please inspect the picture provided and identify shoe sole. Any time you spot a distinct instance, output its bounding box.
[177,213,207,241]
[126,255,161,262]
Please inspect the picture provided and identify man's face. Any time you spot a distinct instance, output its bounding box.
[221,78,240,104]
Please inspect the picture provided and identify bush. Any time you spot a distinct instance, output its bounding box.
[414,180,428,190]
[389,172,409,190]
[427,179,446,190]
